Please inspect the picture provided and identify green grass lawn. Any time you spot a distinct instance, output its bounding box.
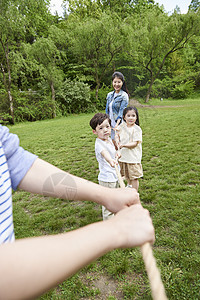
[10,98,200,299]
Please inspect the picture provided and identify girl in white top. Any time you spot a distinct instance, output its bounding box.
[115,106,143,191]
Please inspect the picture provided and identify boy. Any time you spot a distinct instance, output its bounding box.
[90,113,121,220]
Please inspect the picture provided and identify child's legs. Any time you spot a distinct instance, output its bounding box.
[99,181,118,221]
[101,206,113,221]
[129,179,139,191]
[126,163,143,192]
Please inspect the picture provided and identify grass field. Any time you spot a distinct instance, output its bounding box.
[10,98,200,299]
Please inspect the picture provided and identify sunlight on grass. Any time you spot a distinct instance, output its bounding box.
[10,99,200,299]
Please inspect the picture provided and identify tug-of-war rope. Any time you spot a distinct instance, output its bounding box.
[114,164,168,300]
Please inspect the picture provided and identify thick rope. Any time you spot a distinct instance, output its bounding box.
[114,164,168,300]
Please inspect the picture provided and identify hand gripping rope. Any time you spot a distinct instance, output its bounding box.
[114,164,168,300]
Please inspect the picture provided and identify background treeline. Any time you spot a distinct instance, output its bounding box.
[0,0,200,124]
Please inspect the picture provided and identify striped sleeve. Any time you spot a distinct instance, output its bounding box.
[0,125,37,190]
[0,142,15,244]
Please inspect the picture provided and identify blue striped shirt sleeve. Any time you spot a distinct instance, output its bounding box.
[0,125,37,190]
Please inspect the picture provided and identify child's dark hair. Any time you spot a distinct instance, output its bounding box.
[123,106,140,126]
[89,113,111,130]
[112,71,129,95]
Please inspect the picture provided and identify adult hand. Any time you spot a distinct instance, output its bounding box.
[109,204,155,248]
[103,187,140,213]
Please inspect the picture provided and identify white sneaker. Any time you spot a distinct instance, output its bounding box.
[126,184,132,188]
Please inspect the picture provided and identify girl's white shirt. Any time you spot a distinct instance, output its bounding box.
[118,123,142,164]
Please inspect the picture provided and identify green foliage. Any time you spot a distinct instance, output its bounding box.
[125,7,200,101]
[67,0,103,19]
[0,88,8,110]
[152,76,195,99]
[56,78,93,114]
[14,91,54,122]
[0,88,13,124]
[1,0,200,121]
[189,0,200,12]
[68,12,126,97]
[171,80,195,99]
[0,113,13,125]
[90,84,110,110]
[134,84,149,99]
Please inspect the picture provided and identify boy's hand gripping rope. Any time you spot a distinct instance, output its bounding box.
[114,163,168,300]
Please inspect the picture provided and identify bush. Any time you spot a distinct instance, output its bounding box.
[56,79,93,114]
[152,76,195,99]
[14,91,54,122]
[152,78,172,98]
[134,84,148,99]
[0,88,9,111]
[90,84,111,111]
[0,113,13,125]
[171,80,195,99]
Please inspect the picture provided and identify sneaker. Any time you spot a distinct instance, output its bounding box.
[126,184,132,188]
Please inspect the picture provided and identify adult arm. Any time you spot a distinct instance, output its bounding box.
[19,158,140,212]
[0,204,155,300]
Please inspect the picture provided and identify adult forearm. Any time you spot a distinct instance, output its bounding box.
[0,222,116,300]
[18,158,140,212]
[0,204,154,300]
[19,158,107,203]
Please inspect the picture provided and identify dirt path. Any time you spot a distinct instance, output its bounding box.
[129,98,183,108]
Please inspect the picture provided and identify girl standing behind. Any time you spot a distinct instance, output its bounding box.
[105,71,129,147]
[115,106,143,191]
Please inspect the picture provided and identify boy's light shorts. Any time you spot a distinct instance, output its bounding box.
[98,181,119,188]
[119,162,143,180]
[99,181,119,221]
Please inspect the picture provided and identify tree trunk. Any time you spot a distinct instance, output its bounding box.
[1,61,14,124]
[145,78,154,103]
[95,81,100,101]
[50,80,56,118]
[8,90,14,123]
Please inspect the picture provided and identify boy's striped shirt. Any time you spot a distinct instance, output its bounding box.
[0,141,15,244]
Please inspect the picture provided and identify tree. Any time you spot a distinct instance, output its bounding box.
[0,0,52,123]
[0,0,25,123]
[23,26,66,118]
[66,0,156,19]
[67,12,126,100]
[126,7,200,101]
[189,0,200,11]
[66,0,102,18]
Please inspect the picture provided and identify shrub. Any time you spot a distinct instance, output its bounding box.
[152,76,195,99]
[90,84,111,110]
[14,91,54,122]
[0,113,13,125]
[56,79,93,114]
[0,89,11,124]
[152,78,172,98]
[171,80,195,99]
[134,84,148,99]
